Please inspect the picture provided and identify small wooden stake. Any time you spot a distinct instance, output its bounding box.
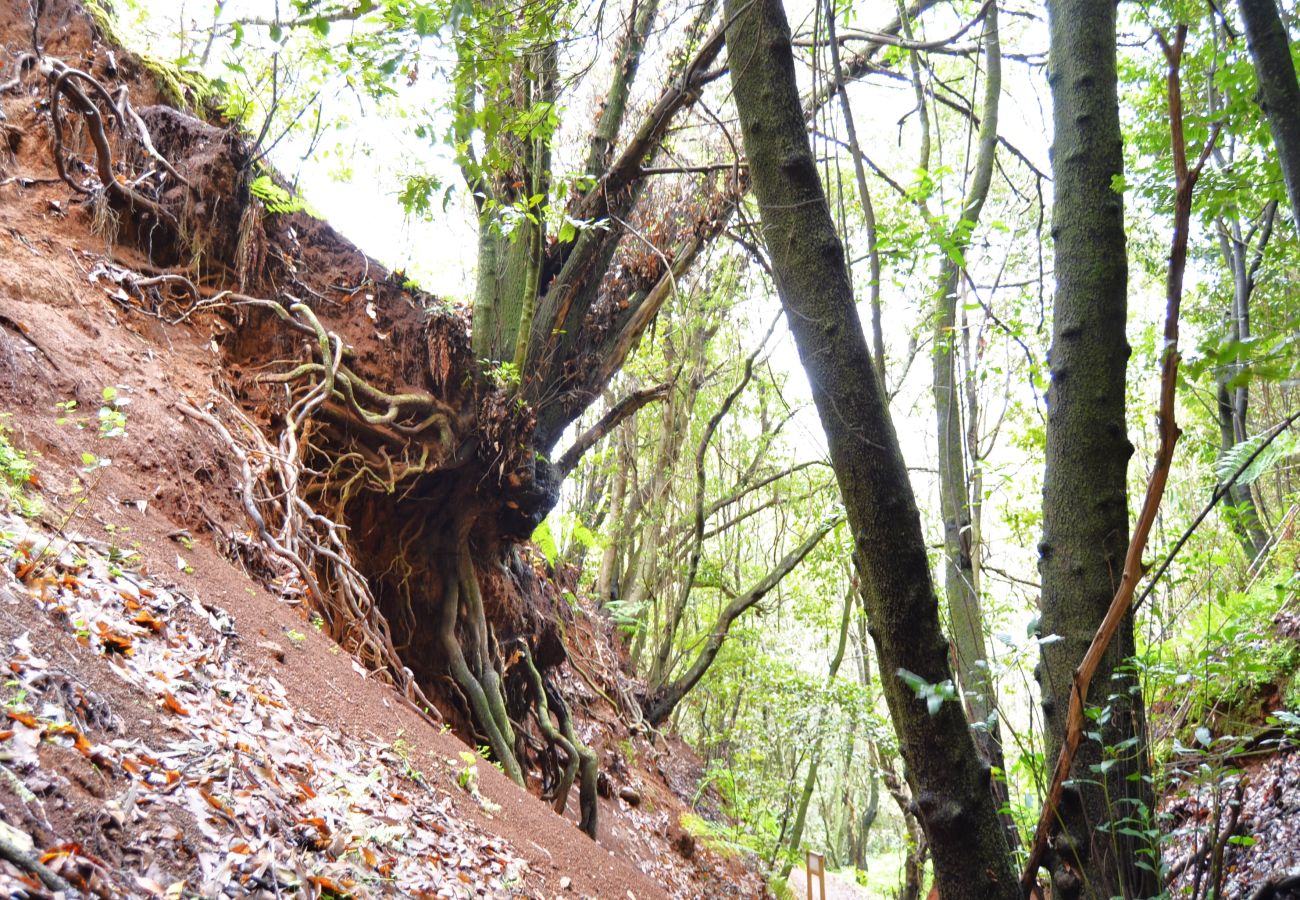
[806,850,826,900]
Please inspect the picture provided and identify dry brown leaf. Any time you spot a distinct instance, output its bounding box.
[159,692,189,716]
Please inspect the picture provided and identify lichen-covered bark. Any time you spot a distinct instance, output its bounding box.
[722,1,1017,896]
[1038,0,1155,895]
[1240,0,1300,225]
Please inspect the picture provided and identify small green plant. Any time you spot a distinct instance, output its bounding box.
[0,416,40,518]
[453,750,479,793]
[4,681,28,710]
[286,628,307,646]
[391,732,425,783]
[97,386,128,438]
[53,399,78,426]
[896,668,958,714]
[480,358,521,390]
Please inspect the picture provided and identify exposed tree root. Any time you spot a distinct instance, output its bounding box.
[517,639,578,812]
[546,670,599,837]
[46,59,178,230]
[438,548,524,786]
[175,397,442,727]
[49,60,607,837]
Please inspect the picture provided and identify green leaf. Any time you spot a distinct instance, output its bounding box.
[1216,430,1299,487]
[531,519,558,566]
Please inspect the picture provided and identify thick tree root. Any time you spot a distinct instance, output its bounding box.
[517,639,578,813]
[546,675,598,837]
[439,559,524,786]
[46,59,178,229]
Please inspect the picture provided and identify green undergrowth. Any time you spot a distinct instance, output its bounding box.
[82,0,219,113]
[1146,541,1300,755]
[678,812,750,859]
[0,417,40,518]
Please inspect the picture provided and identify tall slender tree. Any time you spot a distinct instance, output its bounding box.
[722,1,1018,896]
[1036,0,1157,895]
[926,2,1015,836]
[1239,0,1300,225]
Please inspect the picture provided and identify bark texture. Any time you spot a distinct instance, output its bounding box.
[723,1,1017,896]
[1038,0,1156,895]
[1239,0,1300,225]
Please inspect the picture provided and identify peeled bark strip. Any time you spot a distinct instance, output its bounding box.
[722,1,1018,896]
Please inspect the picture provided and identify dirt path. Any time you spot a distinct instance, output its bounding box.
[787,866,875,900]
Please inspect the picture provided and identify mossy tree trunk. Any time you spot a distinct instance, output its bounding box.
[1240,0,1300,226]
[722,0,1018,896]
[1037,0,1157,895]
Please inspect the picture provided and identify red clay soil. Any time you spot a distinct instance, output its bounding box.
[0,2,770,897]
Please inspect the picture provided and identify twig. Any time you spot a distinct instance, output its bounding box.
[0,833,72,893]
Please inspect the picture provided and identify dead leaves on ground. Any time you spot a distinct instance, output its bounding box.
[0,517,531,898]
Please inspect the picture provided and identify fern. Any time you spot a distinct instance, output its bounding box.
[249,175,308,215]
[1216,429,1299,486]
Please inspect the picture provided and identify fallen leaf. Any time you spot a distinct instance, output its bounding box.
[160,692,189,716]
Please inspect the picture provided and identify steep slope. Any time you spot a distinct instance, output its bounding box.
[0,2,768,896]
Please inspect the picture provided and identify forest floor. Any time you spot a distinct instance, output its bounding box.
[0,2,772,896]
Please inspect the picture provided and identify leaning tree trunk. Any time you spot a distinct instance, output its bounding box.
[1037,0,1157,896]
[1239,0,1300,226]
[722,1,1018,897]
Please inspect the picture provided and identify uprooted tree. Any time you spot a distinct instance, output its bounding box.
[4,0,937,837]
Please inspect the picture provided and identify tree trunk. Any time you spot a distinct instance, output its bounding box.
[594,427,629,600]
[926,0,1017,848]
[1037,0,1156,895]
[1240,0,1300,225]
[722,2,1018,897]
[1214,205,1275,560]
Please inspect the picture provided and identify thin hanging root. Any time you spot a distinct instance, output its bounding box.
[46,61,178,228]
[176,397,443,730]
[517,640,578,814]
[438,567,525,786]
